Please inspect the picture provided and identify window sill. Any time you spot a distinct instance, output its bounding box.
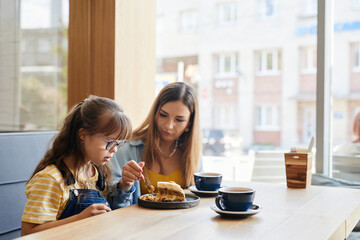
[255,71,281,77]
[255,127,280,132]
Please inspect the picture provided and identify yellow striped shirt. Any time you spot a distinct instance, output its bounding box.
[22,164,102,224]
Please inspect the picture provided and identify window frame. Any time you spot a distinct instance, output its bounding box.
[315,0,333,176]
[217,2,237,26]
[179,10,198,33]
[301,46,317,74]
[256,50,281,76]
[255,105,280,131]
[215,53,238,78]
[353,42,360,72]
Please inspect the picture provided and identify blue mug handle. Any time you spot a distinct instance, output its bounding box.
[215,195,226,210]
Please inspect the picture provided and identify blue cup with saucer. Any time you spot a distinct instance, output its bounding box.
[215,187,255,211]
[194,172,222,191]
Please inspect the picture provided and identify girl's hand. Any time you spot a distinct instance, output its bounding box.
[118,161,145,192]
[78,203,111,219]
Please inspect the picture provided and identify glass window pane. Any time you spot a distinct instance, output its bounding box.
[156,0,317,182]
[267,52,273,70]
[0,0,68,131]
[224,56,231,73]
[332,1,360,182]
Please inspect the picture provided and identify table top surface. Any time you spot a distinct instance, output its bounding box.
[17,181,360,240]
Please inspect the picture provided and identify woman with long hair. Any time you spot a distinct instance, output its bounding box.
[109,82,202,208]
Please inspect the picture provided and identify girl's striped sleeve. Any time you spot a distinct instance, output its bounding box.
[22,169,63,224]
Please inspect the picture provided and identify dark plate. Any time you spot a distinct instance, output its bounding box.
[210,204,262,219]
[138,194,200,209]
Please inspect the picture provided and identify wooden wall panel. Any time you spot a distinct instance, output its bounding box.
[115,0,156,127]
[68,0,91,108]
[90,0,115,98]
[68,0,156,128]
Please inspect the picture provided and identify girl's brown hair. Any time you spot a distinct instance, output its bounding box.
[28,95,132,187]
[132,82,201,187]
[353,111,360,143]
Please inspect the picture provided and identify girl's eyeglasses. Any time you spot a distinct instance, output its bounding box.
[99,136,126,150]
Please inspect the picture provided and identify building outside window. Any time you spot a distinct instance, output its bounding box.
[256,105,279,130]
[214,104,236,129]
[216,53,237,77]
[0,0,68,131]
[256,50,281,75]
[157,15,165,35]
[258,0,278,19]
[302,107,316,144]
[300,46,317,74]
[217,2,236,25]
[354,0,360,9]
[302,0,317,17]
[354,42,360,71]
[180,10,198,33]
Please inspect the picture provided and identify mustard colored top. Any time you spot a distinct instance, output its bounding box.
[140,168,185,194]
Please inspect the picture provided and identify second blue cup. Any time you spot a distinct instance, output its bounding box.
[194,172,222,191]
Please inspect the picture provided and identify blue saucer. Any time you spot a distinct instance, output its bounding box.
[188,186,219,197]
[210,204,262,218]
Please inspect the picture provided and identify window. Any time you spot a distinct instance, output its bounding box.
[156,0,327,182]
[216,53,237,77]
[355,0,360,9]
[217,3,236,25]
[37,38,51,53]
[256,50,281,75]
[302,0,317,17]
[214,104,236,129]
[180,10,198,33]
[302,107,316,144]
[157,15,165,35]
[256,105,278,130]
[0,0,68,131]
[300,46,317,74]
[258,0,278,19]
[354,42,360,71]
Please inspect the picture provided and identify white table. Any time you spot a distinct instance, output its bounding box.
[17,181,360,240]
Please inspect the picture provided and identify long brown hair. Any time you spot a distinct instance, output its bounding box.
[353,111,360,143]
[29,95,132,187]
[132,82,201,187]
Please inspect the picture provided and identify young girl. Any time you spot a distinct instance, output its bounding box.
[109,82,203,209]
[21,96,132,235]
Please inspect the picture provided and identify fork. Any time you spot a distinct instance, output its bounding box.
[143,178,155,192]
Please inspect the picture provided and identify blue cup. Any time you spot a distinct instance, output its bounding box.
[194,172,222,191]
[215,187,255,211]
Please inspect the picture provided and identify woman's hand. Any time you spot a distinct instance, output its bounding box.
[118,160,145,192]
[78,203,111,219]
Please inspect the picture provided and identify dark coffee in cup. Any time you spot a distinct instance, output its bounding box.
[215,187,255,211]
[194,172,222,191]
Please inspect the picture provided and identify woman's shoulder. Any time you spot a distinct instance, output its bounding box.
[128,139,144,147]
[117,139,144,152]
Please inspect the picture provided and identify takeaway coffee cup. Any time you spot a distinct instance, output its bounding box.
[194,172,222,191]
[215,187,255,211]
